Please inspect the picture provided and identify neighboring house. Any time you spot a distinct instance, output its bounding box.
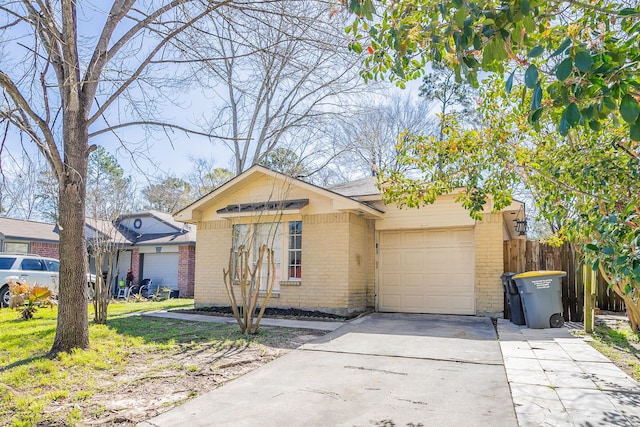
[0,217,60,258]
[0,211,196,297]
[175,165,525,317]
[113,211,196,297]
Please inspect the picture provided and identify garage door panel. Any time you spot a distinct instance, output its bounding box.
[451,296,475,310]
[143,253,179,290]
[405,274,426,286]
[424,295,450,312]
[381,252,402,267]
[401,230,424,246]
[428,273,473,286]
[380,293,402,310]
[379,228,475,315]
[404,251,425,266]
[381,232,403,246]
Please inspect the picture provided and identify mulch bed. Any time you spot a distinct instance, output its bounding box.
[175,306,362,321]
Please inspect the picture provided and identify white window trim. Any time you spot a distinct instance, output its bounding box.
[287,221,302,281]
[232,220,303,289]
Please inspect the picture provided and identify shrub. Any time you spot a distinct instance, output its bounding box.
[8,280,56,320]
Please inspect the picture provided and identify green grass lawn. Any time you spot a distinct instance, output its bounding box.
[588,324,640,381]
[0,299,267,426]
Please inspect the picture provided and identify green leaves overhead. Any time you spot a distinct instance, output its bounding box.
[530,83,542,111]
[347,0,640,141]
[555,58,572,81]
[527,45,544,58]
[620,95,640,124]
[505,70,515,94]
[631,122,640,142]
[348,0,375,20]
[551,39,572,57]
[559,102,581,134]
[524,65,538,88]
[574,50,594,72]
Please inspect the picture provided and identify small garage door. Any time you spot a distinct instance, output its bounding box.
[143,253,179,290]
[378,228,475,314]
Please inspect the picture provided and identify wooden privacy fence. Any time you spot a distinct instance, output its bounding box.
[503,240,626,322]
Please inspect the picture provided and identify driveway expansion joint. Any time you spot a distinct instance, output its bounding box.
[300,346,505,366]
[344,365,408,376]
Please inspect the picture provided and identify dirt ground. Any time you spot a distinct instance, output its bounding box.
[42,326,326,426]
[592,312,640,380]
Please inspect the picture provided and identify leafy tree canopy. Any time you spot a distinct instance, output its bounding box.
[346,0,640,141]
[260,147,308,177]
[142,177,192,213]
[346,0,640,327]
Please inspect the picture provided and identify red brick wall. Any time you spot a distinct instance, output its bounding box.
[131,248,141,283]
[178,245,195,297]
[31,242,60,259]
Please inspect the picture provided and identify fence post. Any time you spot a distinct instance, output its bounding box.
[583,264,596,333]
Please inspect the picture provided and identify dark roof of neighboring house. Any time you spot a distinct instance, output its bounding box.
[85,218,130,244]
[115,210,196,246]
[118,210,178,225]
[0,217,59,243]
[327,177,380,198]
[130,228,195,245]
[1,211,196,247]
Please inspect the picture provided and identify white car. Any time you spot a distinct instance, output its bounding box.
[0,254,95,307]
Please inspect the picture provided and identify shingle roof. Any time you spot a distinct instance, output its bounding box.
[115,210,196,245]
[1,211,196,247]
[0,217,59,242]
[327,177,380,198]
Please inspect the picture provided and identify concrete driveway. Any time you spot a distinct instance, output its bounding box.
[140,313,517,427]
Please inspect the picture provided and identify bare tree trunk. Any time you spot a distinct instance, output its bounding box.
[51,114,89,354]
[223,244,275,334]
[599,263,640,331]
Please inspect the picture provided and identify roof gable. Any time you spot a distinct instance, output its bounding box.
[175,165,382,223]
[114,210,194,245]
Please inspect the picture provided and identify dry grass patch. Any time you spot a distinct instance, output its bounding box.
[0,300,325,426]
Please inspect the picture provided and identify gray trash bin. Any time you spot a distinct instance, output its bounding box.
[512,271,566,329]
[501,272,526,325]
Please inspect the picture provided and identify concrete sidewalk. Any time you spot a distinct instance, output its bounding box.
[498,319,640,426]
[140,309,344,331]
[139,313,516,427]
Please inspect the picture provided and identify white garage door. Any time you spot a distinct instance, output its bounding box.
[143,253,179,290]
[378,228,475,314]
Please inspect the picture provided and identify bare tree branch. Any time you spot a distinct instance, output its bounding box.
[88,120,249,141]
[0,72,62,176]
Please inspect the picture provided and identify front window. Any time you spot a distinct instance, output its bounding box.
[4,242,29,254]
[288,221,302,280]
[232,223,281,291]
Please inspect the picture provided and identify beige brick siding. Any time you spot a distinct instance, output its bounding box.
[193,220,232,308]
[365,219,376,308]
[277,213,353,314]
[192,213,371,315]
[193,212,506,316]
[347,215,372,310]
[474,213,505,316]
